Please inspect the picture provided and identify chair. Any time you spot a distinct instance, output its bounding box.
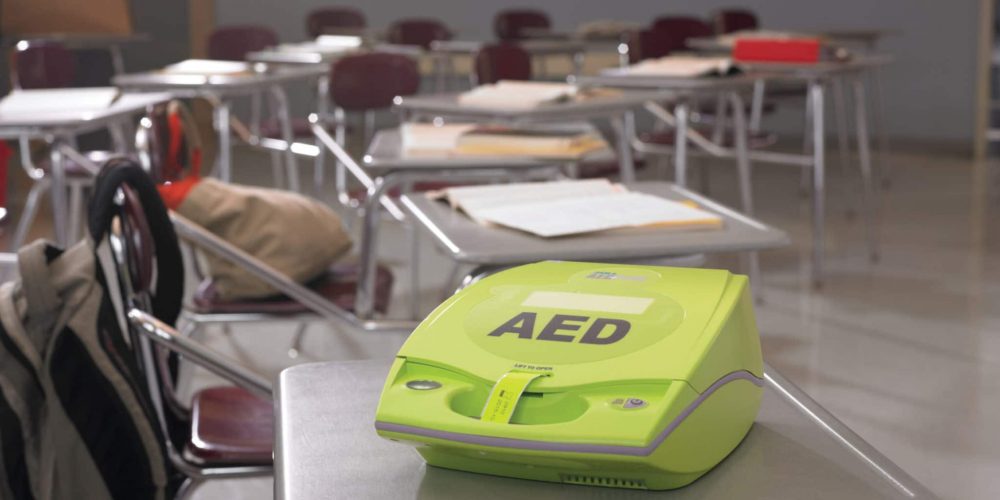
[207,25,278,61]
[324,52,420,206]
[386,18,452,49]
[494,9,551,41]
[650,16,715,52]
[306,7,367,38]
[624,28,674,64]
[134,102,398,366]
[6,42,128,250]
[712,8,759,34]
[474,43,532,85]
[97,164,275,499]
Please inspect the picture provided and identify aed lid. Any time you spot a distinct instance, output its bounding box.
[397,261,751,392]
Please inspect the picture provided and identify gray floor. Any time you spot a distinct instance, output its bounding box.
[4,140,999,499]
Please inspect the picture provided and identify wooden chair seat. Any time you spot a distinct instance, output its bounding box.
[186,387,273,465]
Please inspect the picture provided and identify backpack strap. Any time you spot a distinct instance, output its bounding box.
[87,159,184,326]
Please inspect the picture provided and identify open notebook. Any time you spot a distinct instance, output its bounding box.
[400,123,608,158]
[618,56,736,77]
[0,87,120,117]
[457,81,619,110]
[432,179,723,237]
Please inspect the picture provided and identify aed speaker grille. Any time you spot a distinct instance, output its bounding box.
[560,474,648,490]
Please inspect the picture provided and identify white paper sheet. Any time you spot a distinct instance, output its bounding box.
[0,87,119,117]
[473,191,722,237]
[441,179,621,223]
[457,80,577,110]
[400,123,477,152]
[621,56,733,77]
[163,59,251,75]
[316,35,364,48]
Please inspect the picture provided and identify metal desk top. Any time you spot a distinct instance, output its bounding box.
[275,359,924,500]
[399,181,788,265]
[0,92,170,138]
[396,90,666,123]
[739,55,893,79]
[430,39,587,56]
[363,124,615,172]
[576,70,760,92]
[112,64,327,94]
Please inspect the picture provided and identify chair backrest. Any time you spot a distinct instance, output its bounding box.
[475,43,532,84]
[10,42,76,89]
[713,8,759,34]
[207,25,278,61]
[494,9,551,41]
[328,52,420,111]
[625,28,674,64]
[650,16,715,53]
[306,7,367,37]
[386,18,452,49]
[136,100,203,185]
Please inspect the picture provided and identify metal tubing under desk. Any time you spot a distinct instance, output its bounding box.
[214,100,232,183]
[809,80,826,288]
[47,137,69,247]
[354,169,555,319]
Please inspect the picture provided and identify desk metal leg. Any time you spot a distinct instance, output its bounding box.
[356,178,387,319]
[47,138,68,247]
[615,111,637,183]
[832,77,857,217]
[871,67,891,189]
[801,85,815,197]
[851,76,880,263]
[809,81,826,288]
[214,101,232,183]
[314,76,330,192]
[730,91,762,297]
[271,85,301,192]
[673,103,689,187]
[749,79,765,133]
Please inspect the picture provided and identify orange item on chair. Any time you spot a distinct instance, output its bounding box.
[733,38,822,63]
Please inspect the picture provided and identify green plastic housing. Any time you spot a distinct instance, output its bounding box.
[375,261,763,490]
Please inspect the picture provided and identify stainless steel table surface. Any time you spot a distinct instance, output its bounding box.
[275,359,933,499]
[0,92,170,137]
[395,90,666,124]
[576,71,760,92]
[112,64,327,94]
[400,181,788,266]
[363,125,615,171]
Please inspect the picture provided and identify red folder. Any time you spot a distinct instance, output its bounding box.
[733,38,822,63]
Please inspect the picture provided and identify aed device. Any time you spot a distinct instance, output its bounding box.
[375,261,764,490]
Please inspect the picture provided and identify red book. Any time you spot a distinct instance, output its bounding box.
[733,38,822,63]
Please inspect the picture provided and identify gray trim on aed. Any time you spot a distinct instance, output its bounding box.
[375,370,764,457]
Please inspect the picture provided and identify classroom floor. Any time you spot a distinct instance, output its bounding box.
[3,140,998,499]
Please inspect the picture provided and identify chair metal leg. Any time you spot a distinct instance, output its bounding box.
[10,179,49,251]
[174,321,201,398]
[832,77,857,219]
[270,150,284,189]
[851,76,880,263]
[673,102,689,187]
[408,221,421,320]
[287,322,309,359]
[174,477,203,500]
[66,181,85,244]
[809,81,826,289]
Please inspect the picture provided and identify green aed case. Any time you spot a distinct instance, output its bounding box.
[375,261,764,490]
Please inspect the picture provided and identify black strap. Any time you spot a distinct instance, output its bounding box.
[87,158,184,326]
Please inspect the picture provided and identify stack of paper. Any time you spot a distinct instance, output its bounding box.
[620,56,734,77]
[163,59,251,75]
[400,123,608,158]
[0,87,119,117]
[457,80,578,110]
[316,35,364,48]
[434,179,723,237]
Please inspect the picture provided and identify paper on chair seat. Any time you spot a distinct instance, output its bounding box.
[163,59,252,75]
[475,191,723,237]
[458,80,578,110]
[621,56,734,77]
[0,87,119,117]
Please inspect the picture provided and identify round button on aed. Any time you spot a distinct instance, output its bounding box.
[405,380,442,390]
